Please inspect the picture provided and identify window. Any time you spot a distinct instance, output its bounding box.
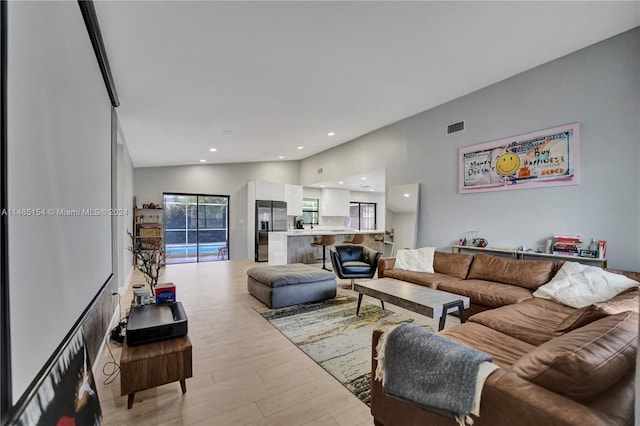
[164,193,229,263]
[347,202,376,230]
[302,198,319,225]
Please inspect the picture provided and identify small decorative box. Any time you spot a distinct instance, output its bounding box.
[578,249,598,258]
[155,282,176,304]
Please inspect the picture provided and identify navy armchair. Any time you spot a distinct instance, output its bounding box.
[330,244,381,289]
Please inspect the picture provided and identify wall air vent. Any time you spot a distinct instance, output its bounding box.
[447,121,465,135]
[317,167,323,174]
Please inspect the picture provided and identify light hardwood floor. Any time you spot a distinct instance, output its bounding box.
[96,259,459,426]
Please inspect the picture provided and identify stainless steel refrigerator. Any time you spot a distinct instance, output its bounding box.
[255,200,288,262]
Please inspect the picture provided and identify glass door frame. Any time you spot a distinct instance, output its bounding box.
[163,192,230,263]
[348,202,377,230]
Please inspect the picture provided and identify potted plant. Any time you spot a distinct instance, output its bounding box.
[128,230,166,297]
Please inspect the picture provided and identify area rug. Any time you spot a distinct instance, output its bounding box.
[256,295,428,405]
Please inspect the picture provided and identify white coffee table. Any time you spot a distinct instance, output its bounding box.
[354,277,470,331]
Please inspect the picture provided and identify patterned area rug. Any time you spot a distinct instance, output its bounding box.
[256,295,423,405]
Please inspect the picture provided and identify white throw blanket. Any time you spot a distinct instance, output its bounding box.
[375,323,499,425]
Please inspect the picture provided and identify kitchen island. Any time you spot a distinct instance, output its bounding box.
[268,230,385,265]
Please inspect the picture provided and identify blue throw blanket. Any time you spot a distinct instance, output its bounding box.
[376,323,492,423]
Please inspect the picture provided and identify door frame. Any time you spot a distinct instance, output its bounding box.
[163,192,230,263]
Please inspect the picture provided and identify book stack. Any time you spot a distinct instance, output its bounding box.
[552,235,582,257]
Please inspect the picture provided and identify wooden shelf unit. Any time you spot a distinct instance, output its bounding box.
[133,197,164,254]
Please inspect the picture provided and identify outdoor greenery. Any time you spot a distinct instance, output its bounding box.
[164,195,228,245]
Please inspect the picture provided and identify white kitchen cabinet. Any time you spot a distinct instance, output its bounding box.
[321,188,350,216]
[251,180,285,201]
[270,182,285,201]
[254,180,271,200]
[285,184,303,216]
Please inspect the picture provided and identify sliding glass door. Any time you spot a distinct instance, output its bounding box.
[164,193,229,264]
[348,202,376,230]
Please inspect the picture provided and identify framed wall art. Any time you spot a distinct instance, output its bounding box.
[459,123,580,194]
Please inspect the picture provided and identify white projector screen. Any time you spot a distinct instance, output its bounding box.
[7,1,112,401]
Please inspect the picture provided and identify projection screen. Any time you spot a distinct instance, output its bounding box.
[7,1,112,401]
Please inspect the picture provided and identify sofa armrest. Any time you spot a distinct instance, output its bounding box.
[371,330,614,426]
[377,257,396,278]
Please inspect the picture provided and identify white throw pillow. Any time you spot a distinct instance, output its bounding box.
[533,262,639,309]
[394,247,435,273]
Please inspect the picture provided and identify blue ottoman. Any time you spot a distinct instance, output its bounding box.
[247,264,337,308]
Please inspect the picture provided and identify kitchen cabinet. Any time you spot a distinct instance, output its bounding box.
[321,188,349,216]
[270,182,285,201]
[252,180,285,201]
[285,184,303,216]
[254,180,271,200]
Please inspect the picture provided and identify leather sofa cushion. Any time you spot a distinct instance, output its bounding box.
[553,288,639,336]
[467,253,556,290]
[512,311,638,402]
[433,251,474,279]
[381,269,459,289]
[437,279,533,308]
[441,322,536,369]
[470,298,573,346]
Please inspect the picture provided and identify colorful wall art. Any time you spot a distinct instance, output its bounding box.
[459,123,580,193]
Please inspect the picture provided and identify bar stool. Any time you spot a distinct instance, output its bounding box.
[311,234,336,270]
[342,233,365,245]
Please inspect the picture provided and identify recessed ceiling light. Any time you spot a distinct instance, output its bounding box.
[297,146,304,150]
[328,132,335,136]
[338,181,344,184]
[222,130,233,135]
[369,189,375,192]
[278,155,285,159]
[360,177,367,180]
[403,193,411,198]
[209,148,217,152]
[199,159,206,163]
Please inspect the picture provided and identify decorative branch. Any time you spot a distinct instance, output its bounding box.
[128,230,166,296]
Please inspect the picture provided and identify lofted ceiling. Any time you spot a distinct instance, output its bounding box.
[307,168,386,194]
[94,1,640,169]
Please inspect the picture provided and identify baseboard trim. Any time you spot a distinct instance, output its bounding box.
[92,302,122,376]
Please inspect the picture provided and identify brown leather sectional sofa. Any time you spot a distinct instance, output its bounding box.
[372,251,639,425]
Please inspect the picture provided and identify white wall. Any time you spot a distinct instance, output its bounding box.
[134,161,299,260]
[301,28,640,271]
[116,132,134,292]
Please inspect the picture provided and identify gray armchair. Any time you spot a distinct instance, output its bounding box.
[330,244,381,289]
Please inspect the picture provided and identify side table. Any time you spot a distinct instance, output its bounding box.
[120,335,192,409]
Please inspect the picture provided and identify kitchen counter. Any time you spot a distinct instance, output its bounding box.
[268,230,385,265]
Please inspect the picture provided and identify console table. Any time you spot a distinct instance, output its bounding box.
[451,245,607,268]
[120,335,192,409]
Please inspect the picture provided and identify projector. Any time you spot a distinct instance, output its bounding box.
[126,301,188,346]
